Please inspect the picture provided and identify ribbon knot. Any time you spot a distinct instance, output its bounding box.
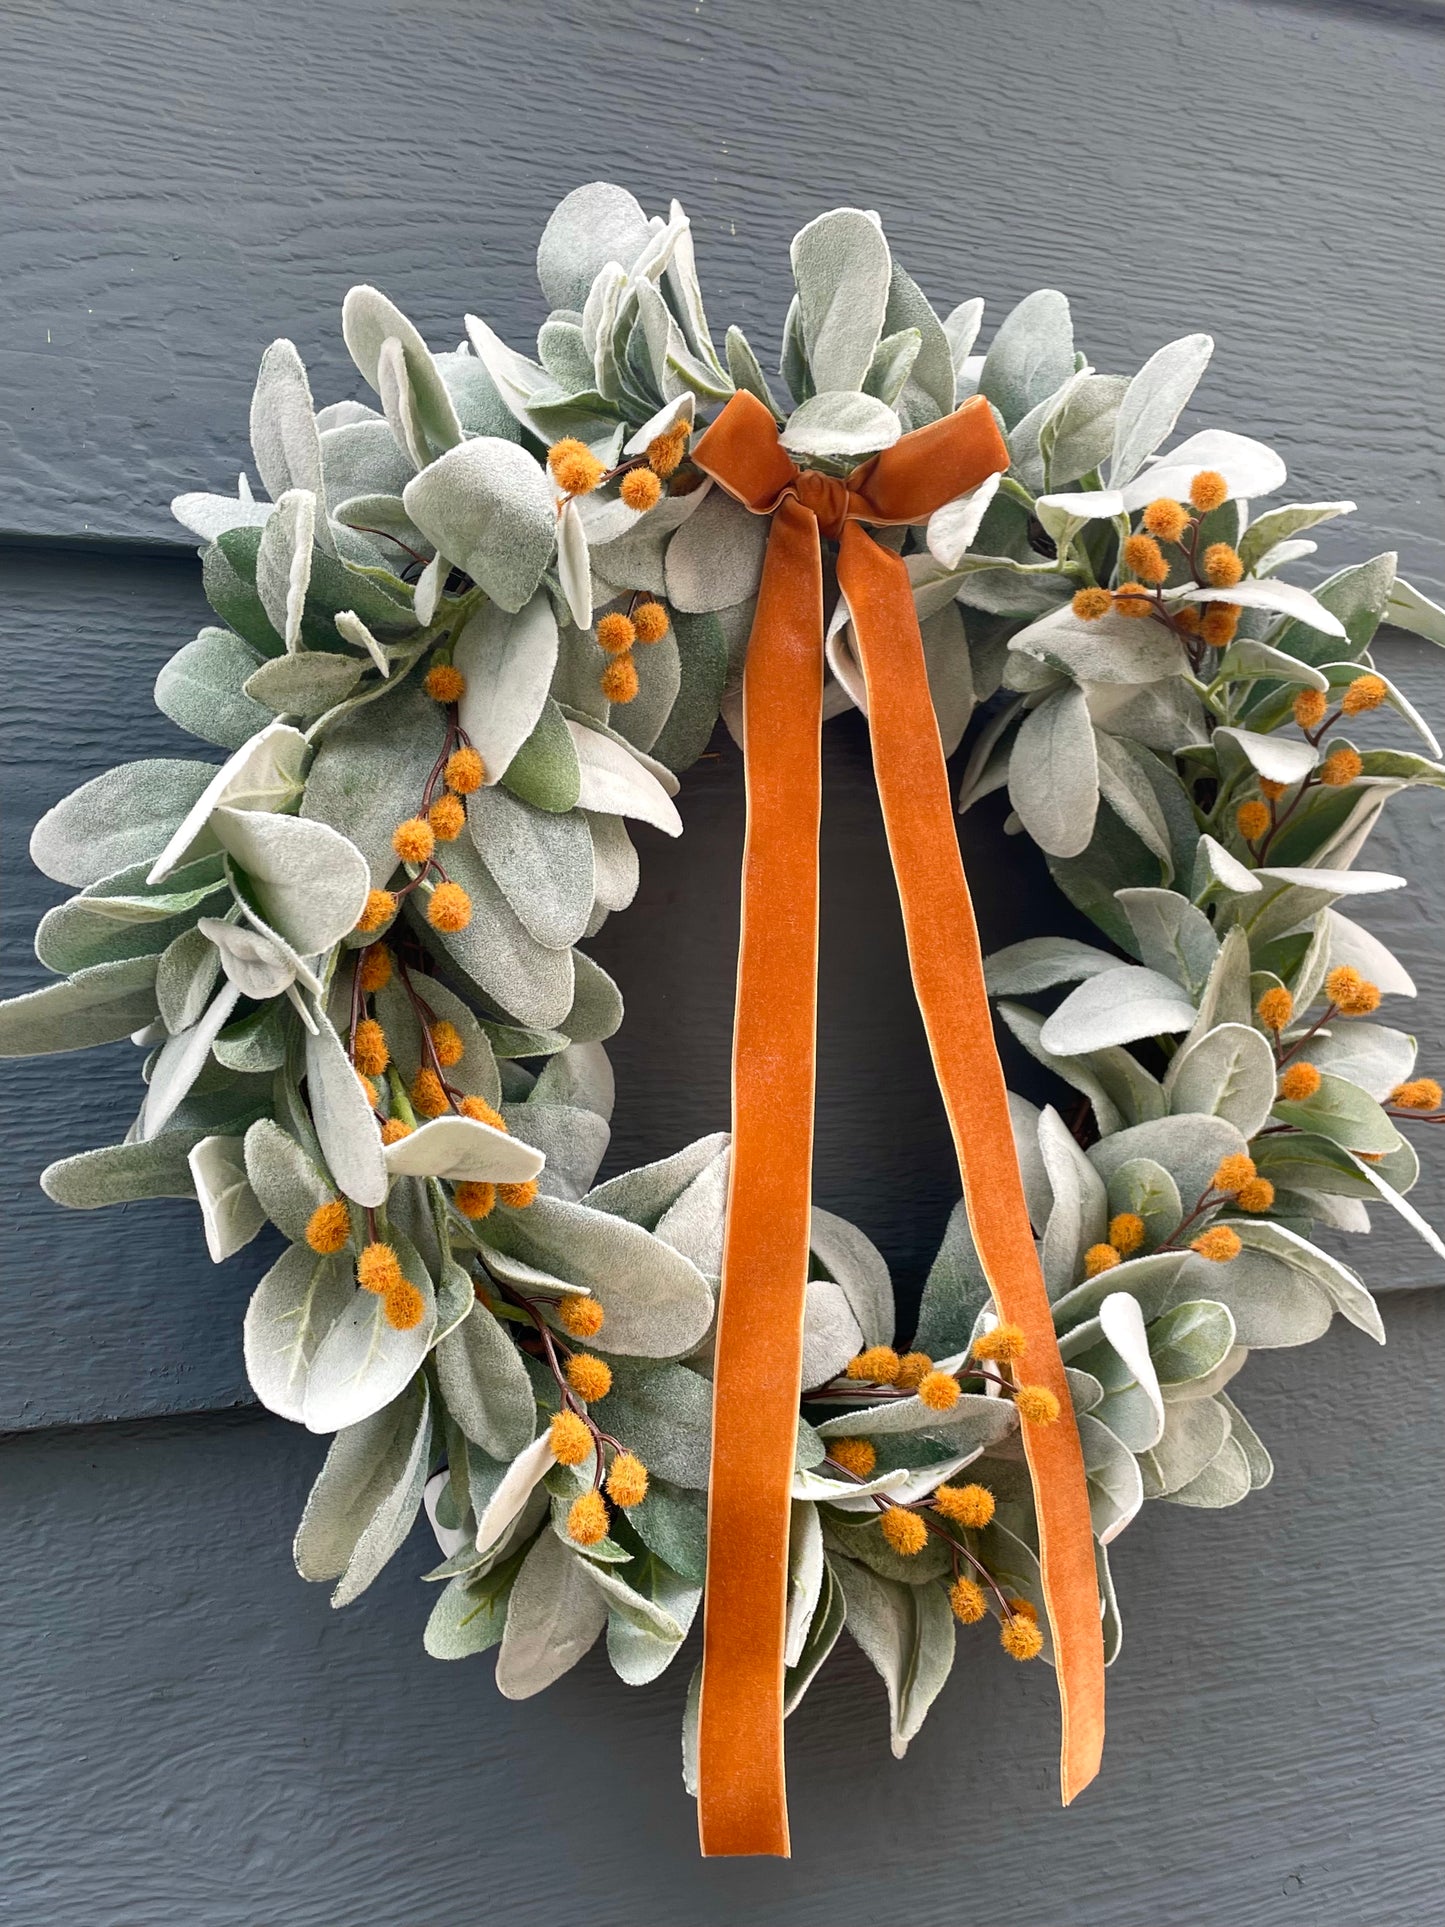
[790,468,854,539]
[690,391,1105,1859]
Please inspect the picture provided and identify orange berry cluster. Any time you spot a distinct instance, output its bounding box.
[594,599,672,705]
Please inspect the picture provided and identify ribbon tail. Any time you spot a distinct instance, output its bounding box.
[698,496,824,1858]
[839,524,1105,1806]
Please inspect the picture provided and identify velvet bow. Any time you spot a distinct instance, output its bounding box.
[689,391,1105,1857]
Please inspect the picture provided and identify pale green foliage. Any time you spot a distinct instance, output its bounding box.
[1,184,1438,1790]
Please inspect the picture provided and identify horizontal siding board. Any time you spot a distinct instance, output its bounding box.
[0,1293,1441,1923]
[0,0,1438,589]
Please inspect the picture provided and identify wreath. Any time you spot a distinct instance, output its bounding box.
[6,181,1443,1856]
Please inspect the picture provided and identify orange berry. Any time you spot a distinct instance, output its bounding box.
[1341,673,1387,716]
[595,612,637,656]
[429,1020,464,1069]
[557,1295,604,1339]
[599,653,639,704]
[549,1409,593,1466]
[444,746,485,794]
[380,1118,413,1145]
[305,1199,351,1255]
[392,817,435,865]
[565,1354,612,1403]
[1278,1061,1322,1102]
[1326,963,1380,1014]
[566,1490,609,1544]
[1320,746,1363,788]
[949,1576,988,1624]
[428,792,466,842]
[1256,986,1295,1033]
[1235,1178,1275,1212]
[1142,498,1189,542]
[356,888,397,933]
[934,1482,995,1529]
[605,1452,649,1508]
[383,1279,426,1330]
[453,1180,496,1220]
[356,1241,402,1294]
[352,1017,390,1077]
[879,1507,929,1556]
[1200,602,1239,647]
[1191,1226,1243,1263]
[1108,1212,1145,1256]
[1083,1243,1121,1279]
[1293,688,1328,730]
[1014,1384,1061,1425]
[1113,583,1155,618]
[547,438,604,496]
[619,467,662,512]
[498,1178,538,1209]
[411,1067,449,1117]
[1236,800,1270,841]
[1071,587,1113,621]
[1203,543,1244,588]
[632,600,670,644]
[1000,1613,1044,1660]
[458,1094,507,1130]
[918,1370,961,1412]
[1189,470,1229,512]
[845,1346,901,1385]
[426,882,472,932]
[423,663,466,704]
[1123,532,1169,586]
[827,1438,877,1479]
[1390,1077,1443,1112]
[357,944,392,993]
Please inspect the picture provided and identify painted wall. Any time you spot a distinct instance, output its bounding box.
[1,0,1441,1919]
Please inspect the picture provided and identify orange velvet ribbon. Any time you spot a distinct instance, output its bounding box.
[691,391,1105,1857]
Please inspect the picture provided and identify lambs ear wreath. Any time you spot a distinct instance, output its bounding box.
[7,180,1445,1853]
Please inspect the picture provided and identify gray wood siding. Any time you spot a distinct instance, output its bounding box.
[1,0,1441,1918]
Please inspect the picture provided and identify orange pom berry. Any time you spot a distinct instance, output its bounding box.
[949,1576,988,1624]
[1203,543,1244,587]
[1211,1153,1257,1195]
[632,600,670,644]
[1278,1060,1322,1102]
[1123,532,1169,586]
[565,1354,612,1403]
[429,1020,464,1069]
[424,663,466,704]
[619,467,662,512]
[1071,586,1113,621]
[380,1118,413,1145]
[918,1369,961,1412]
[892,1351,933,1393]
[356,1241,402,1294]
[567,1491,609,1545]
[1256,986,1295,1034]
[383,1279,426,1330]
[1235,1177,1276,1212]
[557,1295,604,1339]
[1342,673,1387,716]
[1259,777,1287,801]
[605,1452,649,1508]
[357,944,392,993]
[1108,1212,1145,1257]
[1390,1078,1443,1112]
[458,1094,507,1130]
[1189,470,1229,512]
[1236,799,1270,841]
[845,1345,901,1385]
[356,888,397,933]
[827,1438,877,1480]
[973,1323,1027,1363]
[498,1178,539,1209]
[1113,583,1155,618]
[352,1017,389,1077]
[595,611,637,656]
[1200,602,1240,648]
[428,792,466,842]
[355,1071,379,1107]
[647,425,689,477]
[1001,1613,1045,1661]
[1191,1226,1242,1263]
[1142,498,1190,543]
[1015,1384,1061,1425]
[444,746,485,794]
[549,1409,593,1467]
[411,1067,449,1117]
[392,817,435,866]
[1293,688,1328,731]
[547,438,604,496]
[1320,745,1363,788]
[1084,1243,1121,1279]
[453,1180,496,1220]
[599,654,639,704]
[879,1507,929,1556]
[1174,603,1203,634]
[426,882,472,932]
[1005,1597,1039,1622]
[934,1482,995,1529]
[305,1199,352,1255]
[1327,965,1381,1015]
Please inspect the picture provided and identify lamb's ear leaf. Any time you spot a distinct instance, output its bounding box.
[41,1129,208,1210]
[157,628,273,749]
[244,1117,338,1244]
[494,1529,609,1700]
[294,1377,432,1606]
[0,955,161,1057]
[30,761,219,888]
[303,1004,388,1208]
[831,1554,955,1759]
[244,1242,354,1422]
[435,1299,537,1460]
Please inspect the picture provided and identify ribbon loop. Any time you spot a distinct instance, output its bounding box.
[692,391,1105,1859]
